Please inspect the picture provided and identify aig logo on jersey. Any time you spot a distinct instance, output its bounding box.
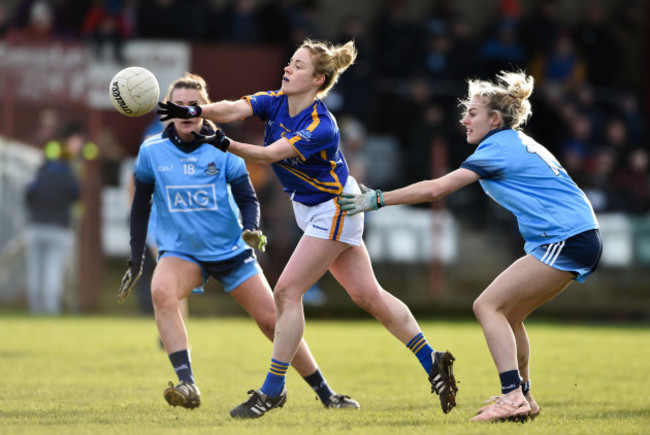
[166,185,217,212]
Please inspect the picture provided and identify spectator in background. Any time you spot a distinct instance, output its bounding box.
[479,17,528,77]
[339,116,369,184]
[560,113,594,160]
[404,103,451,187]
[32,109,60,146]
[583,146,619,212]
[372,0,418,78]
[218,0,260,43]
[24,123,82,315]
[82,0,130,63]
[610,0,645,93]
[614,148,650,215]
[520,0,561,60]
[136,0,210,41]
[616,92,645,148]
[6,0,59,43]
[333,14,376,125]
[0,3,11,37]
[600,117,632,165]
[528,32,586,93]
[573,0,621,88]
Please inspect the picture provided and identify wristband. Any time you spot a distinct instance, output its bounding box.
[376,190,385,208]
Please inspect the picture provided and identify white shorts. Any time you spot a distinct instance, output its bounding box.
[292,176,364,246]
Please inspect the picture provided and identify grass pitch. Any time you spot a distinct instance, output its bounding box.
[0,315,648,434]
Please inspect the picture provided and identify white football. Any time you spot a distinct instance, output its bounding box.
[109,66,160,117]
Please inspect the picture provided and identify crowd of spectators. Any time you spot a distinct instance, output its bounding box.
[2,0,648,219]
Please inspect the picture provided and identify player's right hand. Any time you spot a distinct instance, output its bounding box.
[338,184,384,216]
[191,130,230,152]
[157,101,202,122]
[117,261,142,304]
[242,229,267,252]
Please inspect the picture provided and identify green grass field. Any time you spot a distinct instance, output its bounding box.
[1,315,648,434]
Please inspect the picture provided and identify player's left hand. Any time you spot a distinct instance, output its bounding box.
[338,184,385,215]
[157,101,202,121]
[191,130,230,152]
[242,229,267,252]
[117,261,142,304]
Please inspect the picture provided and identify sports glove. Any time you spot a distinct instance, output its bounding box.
[157,101,202,122]
[242,229,267,252]
[117,261,142,304]
[191,130,230,152]
[338,184,385,216]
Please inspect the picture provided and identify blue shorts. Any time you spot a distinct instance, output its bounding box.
[158,249,261,293]
[529,229,603,283]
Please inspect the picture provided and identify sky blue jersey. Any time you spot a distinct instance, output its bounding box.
[460,128,599,253]
[244,90,348,206]
[134,133,251,261]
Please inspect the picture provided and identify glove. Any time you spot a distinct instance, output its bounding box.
[191,130,230,152]
[157,101,202,122]
[242,229,267,252]
[338,184,385,216]
[117,261,142,304]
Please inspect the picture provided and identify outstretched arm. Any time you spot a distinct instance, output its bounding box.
[339,168,480,215]
[192,129,299,165]
[157,99,253,124]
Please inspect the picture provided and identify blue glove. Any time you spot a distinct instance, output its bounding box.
[338,184,385,215]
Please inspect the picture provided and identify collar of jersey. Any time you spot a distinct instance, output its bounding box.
[479,126,512,144]
[162,124,215,154]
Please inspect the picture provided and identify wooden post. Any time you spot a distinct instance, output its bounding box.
[429,136,447,298]
[78,109,104,311]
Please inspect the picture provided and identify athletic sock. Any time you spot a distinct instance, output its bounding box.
[304,369,335,404]
[499,369,523,394]
[521,380,531,396]
[260,358,290,397]
[406,332,434,374]
[168,349,194,383]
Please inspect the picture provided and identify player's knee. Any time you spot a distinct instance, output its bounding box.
[273,282,301,307]
[472,298,485,321]
[151,283,175,309]
[348,288,377,313]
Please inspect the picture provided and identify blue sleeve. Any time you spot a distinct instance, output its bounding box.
[460,141,507,179]
[244,91,280,121]
[134,145,155,184]
[129,179,154,264]
[230,176,260,231]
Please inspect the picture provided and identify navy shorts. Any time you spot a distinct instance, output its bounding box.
[159,249,261,292]
[529,229,603,283]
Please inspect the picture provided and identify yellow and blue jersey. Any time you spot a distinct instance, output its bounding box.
[460,128,599,253]
[244,90,348,206]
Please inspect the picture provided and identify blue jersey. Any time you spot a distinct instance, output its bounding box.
[134,133,251,261]
[244,90,348,206]
[460,129,598,253]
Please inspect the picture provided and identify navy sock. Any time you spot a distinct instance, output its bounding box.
[304,369,335,404]
[521,380,531,396]
[260,358,289,397]
[499,369,522,394]
[406,332,434,374]
[168,349,194,383]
